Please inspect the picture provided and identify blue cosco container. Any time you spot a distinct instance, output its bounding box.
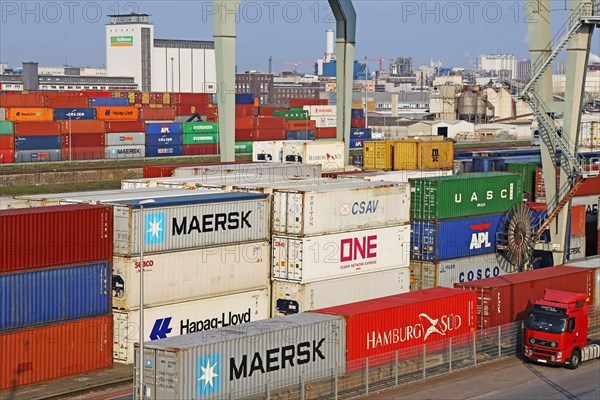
[145,133,183,146]
[146,123,183,135]
[14,135,61,150]
[349,138,366,149]
[53,108,97,120]
[411,213,504,261]
[145,145,183,157]
[351,108,365,118]
[89,97,130,107]
[0,262,111,332]
[235,93,254,104]
[350,128,372,139]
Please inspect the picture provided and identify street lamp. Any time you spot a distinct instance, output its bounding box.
[138,198,155,400]
[364,57,368,129]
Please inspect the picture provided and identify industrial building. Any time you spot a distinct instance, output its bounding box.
[477,53,517,80]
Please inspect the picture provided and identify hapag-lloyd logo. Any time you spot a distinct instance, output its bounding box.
[366,312,463,350]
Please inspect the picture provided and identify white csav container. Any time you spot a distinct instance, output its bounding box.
[282,141,345,172]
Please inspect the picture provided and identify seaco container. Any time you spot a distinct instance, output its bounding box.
[272,181,410,236]
[410,253,510,291]
[272,225,410,283]
[0,204,112,273]
[411,213,504,260]
[112,192,269,256]
[53,108,97,120]
[252,140,283,162]
[0,262,111,332]
[454,266,595,329]
[282,140,345,172]
[410,173,522,220]
[112,241,270,310]
[116,288,270,364]
[313,287,477,368]
[272,267,410,317]
[0,315,112,391]
[137,313,345,399]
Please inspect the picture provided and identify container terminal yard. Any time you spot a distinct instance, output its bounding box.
[1,1,600,399]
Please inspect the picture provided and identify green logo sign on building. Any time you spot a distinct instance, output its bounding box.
[111,36,134,47]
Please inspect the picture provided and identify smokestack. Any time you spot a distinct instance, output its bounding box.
[325,29,335,62]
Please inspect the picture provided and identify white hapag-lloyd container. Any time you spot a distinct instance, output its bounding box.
[272,181,410,236]
[303,105,336,117]
[567,235,586,261]
[113,288,270,364]
[282,141,345,172]
[112,192,269,256]
[360,169,454,183]
[272,225,410,283]
[409,253,510,291]
[105,145,145,159]
[252,141,284,162]
[105,132,145,146]
[312,116,337,128]
[271,266,410,317]
[113,241,270,310]
[572,194,599,223]
[172,162,322,179]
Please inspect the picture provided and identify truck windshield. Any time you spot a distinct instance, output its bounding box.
[527,313,566,334]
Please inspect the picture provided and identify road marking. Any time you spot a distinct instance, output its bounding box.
[466,390,502,400]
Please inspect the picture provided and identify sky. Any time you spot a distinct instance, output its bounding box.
[0,1,598,73]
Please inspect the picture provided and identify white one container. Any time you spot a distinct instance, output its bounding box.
[252,141,284,162]
[273,225,410,283]
[312,116,337,128]
[105,145,145,159]
[272,266,410,317]
[272,181,410,236]
[172,162,322,180]
[105,132,145,146]
[303,105,336,117]
[567,235,586,261]
[282,140,345,172]
[113,241,270,310]
[114,288,270,364]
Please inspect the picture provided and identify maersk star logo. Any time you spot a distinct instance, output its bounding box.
[196,354,221,396]
[145,212,165,245]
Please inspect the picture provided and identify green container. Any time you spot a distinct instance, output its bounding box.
[235,141,253,154]
[410,172,523,220]
[272,110,309,120]
[506,162,540,195]
[182,133,219,145]
[182,122,219,134]
[0,121,14,135]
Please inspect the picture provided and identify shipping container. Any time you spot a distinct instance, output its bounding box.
[273,109,308,120]
[351,108,365,118]
[89,97,130,107]
[282,140,345,172]
[349,138,366,149]
[182,122,219,134]
[363,141,394,171]
[14,121,60,136]
[286,130,316,140]
[272,181,409,236]
[252,140,283,162]
[145,133,183,146]
[410,253,510,290]
[313,116,337,128]
[6,107,53,122]
[273,267,410,317]
[290,98,328,108]
[44,92,89,108]
[454,266,595,329]
[314,288,477,367]
[350,128,372,140]
[0,92,45,107]
[393,140,454,170]
[0,262,111,332]
[571,204,587,236]
[506,162,539,194]
[112,192,269,256]
[15,149,61,162]
[94,106,139,121]
[235,141,253,153]
[410,173,522,220]
[60,119,105,134]
[350,117,366,128]
[116,288,270,364]
[303,105,336,117]
[273,225,410,283]
[145,122,183,135]
[235,93,254,104]
[105,132,145,146]
[61,146,105,161]
[251,128,287,141]
[0,135,14,150]
[235,103,255,117]
[105,145,146,159]
[55,188,220,206]
[183,144,219,156]
[182,133,218,145]
[171,93,211,106]
[0,108,5,121]
[105,120,145,133]
[572,195,599,223]
[14,135,61,151]
[254,117,286,129]
[53,108,97,120]
[564,256,600,308]
[316,128,337,139]
[172,162,322,181]
[61,132,105,148]
[359,169,454,183]
[286,120,317,131]
[0,149,14,163]
[567,235,586,260]
[0,120,14,135]
[139,107,176,121]
[145,145,183,157]
[0,315,112,391]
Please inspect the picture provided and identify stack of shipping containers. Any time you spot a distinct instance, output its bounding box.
[145,122,183,158]
[349,108,370,150]
[0,120,14,163]
[300,99,336,139]
[182,121,220,155]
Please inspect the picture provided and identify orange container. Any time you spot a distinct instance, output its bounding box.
[286,119,317,131]
[6,108,54,122]
[0,149,15,163]
[0,135,14,149]
[235,117,254,130]
[316,127,337,139]
[94,106,139,121]
[0,92,45,107]
[60,120,105,134]
[570,204,586,237]
[14,121,61,136]
[0,315,112,390]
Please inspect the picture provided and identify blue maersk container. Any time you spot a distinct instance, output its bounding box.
[145,133,183,146]
[350,128,372,139]
[14,135,61,150]
[235,93,254,104]
[53,108,97,120]
[411,214,504,261]
[146,123,183,135]
[0,262,111,332]
[89,97,130,107]
[145,145,183,157]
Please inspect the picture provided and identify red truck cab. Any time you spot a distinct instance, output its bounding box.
[524,289,588,369]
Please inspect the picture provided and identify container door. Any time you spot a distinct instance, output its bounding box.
[272,192,286,233]
[113,312,130,362]
[272,237,288,280]
[287,238,304,281]
[154,350,178,400]
[286,193,304,235]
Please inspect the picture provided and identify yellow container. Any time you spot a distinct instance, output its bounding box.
[393,140,454,171]
[7,108,54,122]
[127,92,136,104]
[363,140,395,171]
[163,93,171,105]
[141,92,150,104]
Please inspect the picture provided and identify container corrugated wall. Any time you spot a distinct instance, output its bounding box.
[139,313,345,399]
[172,162,322,180]
[564,257,600,309]
[364,141,394,171]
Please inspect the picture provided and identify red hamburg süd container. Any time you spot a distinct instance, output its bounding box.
[254,117,286,129]
[139,107,176,121]
[0,315,112,391]
[316,127,337,139]
[61,132,105,147]
[44,92,89,108]
[61,146,106,161]
[182,144,219,156]
[236,104,255,117]
[454,266,594,329]
[314,287,477,369]
[0,149,15,163]
[14,121,62,136]
[60,120,105,134]
[104,120,145,133]
[289,98,328,108]
[0,135,14,150]
[0,204,113,273]
[0,92,45,107]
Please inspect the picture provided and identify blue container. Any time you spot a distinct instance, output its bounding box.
[350,128,372,140]
[145,133,183,146]
[411,214,504,261]
[53,108,97,120]
[235,93,254,104]
[14,135,61,150]
[89,97,130,107]
[145,145,183,157]
[349,138,367,149]
[0,262,111,332]
[146,123,183,135]
[473,157,495,172]
[351,109,365,119]
[285,130,316,140]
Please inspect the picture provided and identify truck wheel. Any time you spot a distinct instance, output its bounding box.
[567,350,581,370]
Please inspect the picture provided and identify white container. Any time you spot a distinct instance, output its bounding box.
[271,267,410,317]
[312,116,337,128]
[303,105,336,117]
[156,174,326,192]
[113,288,270,363]
[105,145,145,159]
[567,235,586,261]
[231,178,345,195]
[272,225,410,283]
[572,194,599,223]
[252,141,284,162]
[59,188,222,206]
[172,162,322,179]
[113,192,269,256]
[105,132,145,146]
[0,108,6,121]
[282,141,345,172]
[0,197,30,210]
[272,181,410,236]
[17,188,190,207]
[362,169,454,183]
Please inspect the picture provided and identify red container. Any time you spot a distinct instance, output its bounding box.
[254,117,286,129]
[526,202,587,237]
[236,104,255,117]
[258,106,288,116]
[286,119,317,131]
[235,117,254,130]
[454,266,595,329]
[61,132,105,148]
[575,174,600,197]
[14,121,61,136]
[139,107,176,121]
[61,146,105,161]
[171,93,212,105]
[351,117,366,128]
[252,128,286,141]
[0,315,112,391]
[175,104,208,116]
[82,90,112,98]
[316,127,337,138]
[0,204,113,273]
[104,120,145,133]
[0,149,15,163]
[182,144,219,156]
[289,98,328,108]
[44,92,89,108]
[143,161,252,178]
[314,288,477,368]
[60,120,105,134]
[0,135,14,150]
[0,92,45,107]
[235,129,253,141]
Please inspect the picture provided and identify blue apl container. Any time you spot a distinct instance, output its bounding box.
[145,133,183,146]
[89,97,130,107]
[146,123,183,135]
[349,138,367,149]
[14,135,61,150]
[145,145,183,157]
[53,108,97,120]
[285,130,316,140]
[350,128,372,140]
[411,213,504,261]
[235,93,254,104]
[0,262,111,332]
[351,108,365,118]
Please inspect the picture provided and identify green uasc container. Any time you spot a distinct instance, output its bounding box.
[182,122,219,134]
[0,121,14,135]
[235,141,253,153]
[272,110,309,120]
[410,172,523,220]
[182,133,218,145]
[506,162,540,195]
